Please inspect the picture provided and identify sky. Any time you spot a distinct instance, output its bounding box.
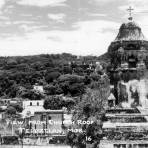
[0,0,148,56]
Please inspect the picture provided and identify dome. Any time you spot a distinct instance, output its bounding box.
[115,21,146,41]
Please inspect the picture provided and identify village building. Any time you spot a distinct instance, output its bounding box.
[23,109,65,145]
[22,100,45,117]
[33,84,44,93]
[19,98,72,145]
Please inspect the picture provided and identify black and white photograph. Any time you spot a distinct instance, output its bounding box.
[0,0,148,148]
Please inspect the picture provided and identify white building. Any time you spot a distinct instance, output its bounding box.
[22,100,45,117]
[33,85,44,93]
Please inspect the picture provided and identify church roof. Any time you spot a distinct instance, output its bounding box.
[115,21,146,41]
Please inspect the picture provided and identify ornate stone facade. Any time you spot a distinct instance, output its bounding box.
[108,21,148,106]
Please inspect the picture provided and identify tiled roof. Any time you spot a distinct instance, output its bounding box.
[115,21,146,41]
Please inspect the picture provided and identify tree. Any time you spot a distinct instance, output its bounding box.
[10,103,23,113]
[62,98,75,111]
[58,74,84,84]
[21,89,44,100]
[63,65,72,74]
[66,131,77,148]
[6,106,17,115]
[6,83,19,98]
[43,96,63,110]
[73,87,109,122]
[69,83,85,97]
[45,71,61,83]
[44,84,63,95]
[44,84,57,95]
[67,75,110,148]
[58,74,85,96]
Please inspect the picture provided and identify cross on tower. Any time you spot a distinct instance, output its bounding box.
[127,6,134,21]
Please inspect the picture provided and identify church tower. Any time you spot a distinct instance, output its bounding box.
[100,8,148,148]
[107,8,148,107]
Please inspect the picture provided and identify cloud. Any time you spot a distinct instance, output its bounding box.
[0,0,5,9]
[88,13,107,17]
[48,13,66,23]
[73,20,119,32]
[0,15,9,20]
[0,20,120,56]
[17,0,67,7]
[90,0,118,5]
[0,0,134,56]
[127,0,147,4]
[118,0,148,24]
[0,0,5,14]
[19,24,47,32]
[92,0,116,3]
[119,0,148,13]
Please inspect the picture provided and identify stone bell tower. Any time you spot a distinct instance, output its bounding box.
[107,11,148,107]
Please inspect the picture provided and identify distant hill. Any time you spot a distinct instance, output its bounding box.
[0,52,110,69]
[0,53,110,99]
[97,52,110,63]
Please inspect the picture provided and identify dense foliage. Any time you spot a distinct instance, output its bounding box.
[0,53,108,100]
[66,75,110,148]
[0,53,112,146]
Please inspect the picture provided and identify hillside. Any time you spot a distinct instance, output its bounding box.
[0,53,109,99]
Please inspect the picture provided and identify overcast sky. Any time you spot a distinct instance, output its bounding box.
[0,0,148,56]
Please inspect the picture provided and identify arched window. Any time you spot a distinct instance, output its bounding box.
[30,102,32,106]
[37,102,39,106]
